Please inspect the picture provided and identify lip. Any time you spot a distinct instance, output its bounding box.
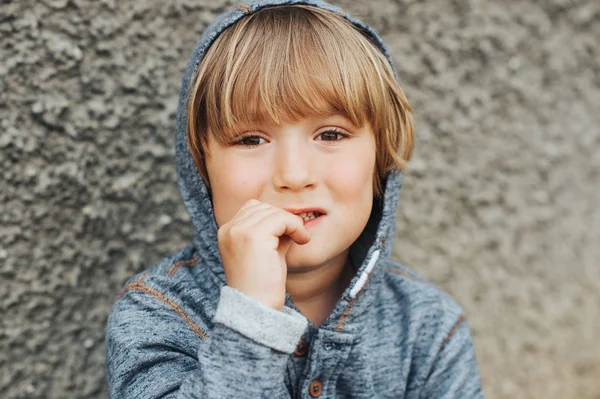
[283,207,327,216]
[302,214,324,228]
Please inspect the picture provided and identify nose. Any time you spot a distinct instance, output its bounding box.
[272,140,315,192]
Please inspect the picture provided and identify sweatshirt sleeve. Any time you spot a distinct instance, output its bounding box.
[418,316,485,399]
[106,283,308,398]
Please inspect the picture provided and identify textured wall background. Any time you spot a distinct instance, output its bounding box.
[1,0,599,398]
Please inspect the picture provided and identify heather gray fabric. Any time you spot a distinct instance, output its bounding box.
[105,1,485,397]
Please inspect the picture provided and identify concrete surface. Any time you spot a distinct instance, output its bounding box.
[1,0,599,398]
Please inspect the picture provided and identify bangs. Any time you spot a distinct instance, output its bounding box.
[189,5,392,144]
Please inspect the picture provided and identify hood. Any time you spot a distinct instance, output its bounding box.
[174,0,405,315]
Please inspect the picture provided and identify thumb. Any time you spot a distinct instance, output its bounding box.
[277,235,294,254]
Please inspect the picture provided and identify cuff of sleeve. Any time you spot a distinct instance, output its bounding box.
[214,286,308,353]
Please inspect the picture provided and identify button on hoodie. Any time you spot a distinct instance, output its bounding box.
[309,379,323,397]
[294,338,308,356]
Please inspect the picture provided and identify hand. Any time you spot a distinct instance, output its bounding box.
[217,199,311,310]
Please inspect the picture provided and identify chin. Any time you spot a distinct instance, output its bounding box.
[285,252,324,271]
[285,243,343,272]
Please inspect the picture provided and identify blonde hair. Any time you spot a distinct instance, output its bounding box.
[187,4,414,197]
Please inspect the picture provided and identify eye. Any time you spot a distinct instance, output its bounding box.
[235,135,266,148]
[316,128,349,142]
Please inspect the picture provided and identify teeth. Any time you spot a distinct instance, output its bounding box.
[300,211,320,221]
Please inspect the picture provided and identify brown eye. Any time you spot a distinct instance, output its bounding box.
[237,135,265,148]
[317,129,348,142]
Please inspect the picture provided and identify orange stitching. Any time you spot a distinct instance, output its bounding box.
[439,313,465,351]
[236,3,251,14]
[117,273,149,300]
[118,281,207,340]
[336,298,357,333]
[167,255,201,277]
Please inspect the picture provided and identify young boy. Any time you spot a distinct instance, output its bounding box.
[106,1,485,398]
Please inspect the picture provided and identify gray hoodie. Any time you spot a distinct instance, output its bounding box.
[105,1,485,398]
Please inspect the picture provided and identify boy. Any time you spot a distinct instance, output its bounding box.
[106,1,485,398]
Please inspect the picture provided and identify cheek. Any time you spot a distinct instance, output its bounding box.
[326,145,376,202]
[323,143,375,245]
[206,154,267,227]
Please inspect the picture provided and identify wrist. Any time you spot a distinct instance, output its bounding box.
[226,283,285,310]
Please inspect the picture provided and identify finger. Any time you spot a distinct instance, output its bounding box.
[221,206,282,243]
[231,200,272,222]
[253,210,311,245]
[277,234,294,253]
[231,203,284,225]
[239,199,262,209]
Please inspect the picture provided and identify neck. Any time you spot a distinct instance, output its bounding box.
[286,250,355,326]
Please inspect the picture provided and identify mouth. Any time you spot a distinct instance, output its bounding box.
[284,208,327,223]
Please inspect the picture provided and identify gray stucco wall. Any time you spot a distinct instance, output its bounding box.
[1,0,598,398]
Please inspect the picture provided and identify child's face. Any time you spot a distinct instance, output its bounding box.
[205,113,376,271]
